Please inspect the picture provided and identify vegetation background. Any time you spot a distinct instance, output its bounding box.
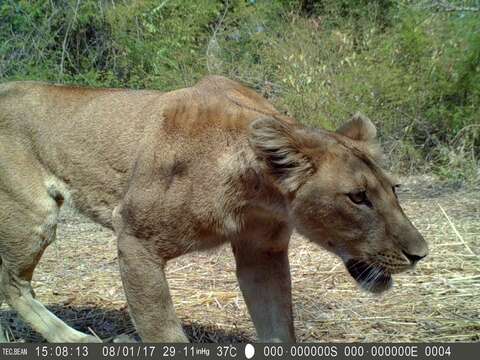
[1,0,478,182]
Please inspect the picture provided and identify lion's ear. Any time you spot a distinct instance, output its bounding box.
[249,117,315,193]
[337,112,385,163]
[336,113,377,142]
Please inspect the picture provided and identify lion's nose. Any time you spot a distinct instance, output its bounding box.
[398,220,429,265]
[402,250,427,265]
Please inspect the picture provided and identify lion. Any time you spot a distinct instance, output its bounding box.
[0,75,428,343]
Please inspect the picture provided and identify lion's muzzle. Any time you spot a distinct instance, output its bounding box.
[345,259,393,294]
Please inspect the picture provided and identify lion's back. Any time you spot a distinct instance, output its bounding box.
[0,77,290,227]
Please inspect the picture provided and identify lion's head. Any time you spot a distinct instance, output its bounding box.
[249,114,428,293]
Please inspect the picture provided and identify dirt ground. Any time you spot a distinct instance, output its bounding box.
[1,176,479,343]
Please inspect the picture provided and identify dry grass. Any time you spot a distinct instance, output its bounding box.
[1,176,479,342]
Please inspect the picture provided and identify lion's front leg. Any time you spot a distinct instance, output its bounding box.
[116,230,188,343]
[232,244,295,342]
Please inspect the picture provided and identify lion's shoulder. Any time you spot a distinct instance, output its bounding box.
[193,75,277,114]
[157,75,295,136]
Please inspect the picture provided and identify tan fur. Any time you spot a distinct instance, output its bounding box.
[0,76,428,342]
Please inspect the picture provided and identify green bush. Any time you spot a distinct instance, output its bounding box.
[0,0,221,88]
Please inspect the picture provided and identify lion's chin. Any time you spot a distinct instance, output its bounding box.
[345,259,393,294]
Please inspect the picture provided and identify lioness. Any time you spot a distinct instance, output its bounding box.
[0,76,427,343]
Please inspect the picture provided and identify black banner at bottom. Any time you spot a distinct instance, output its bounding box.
[0,343,477,360]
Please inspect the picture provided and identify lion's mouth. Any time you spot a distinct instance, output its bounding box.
[345,259,392,294]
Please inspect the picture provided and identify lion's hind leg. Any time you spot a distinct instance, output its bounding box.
[0,151,99,342]
[0,289,7,342]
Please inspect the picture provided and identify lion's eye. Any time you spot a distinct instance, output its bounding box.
[392,184,400,198]
[347,191,373,208]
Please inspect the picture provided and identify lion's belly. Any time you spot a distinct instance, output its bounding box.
[42,172,121,229]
